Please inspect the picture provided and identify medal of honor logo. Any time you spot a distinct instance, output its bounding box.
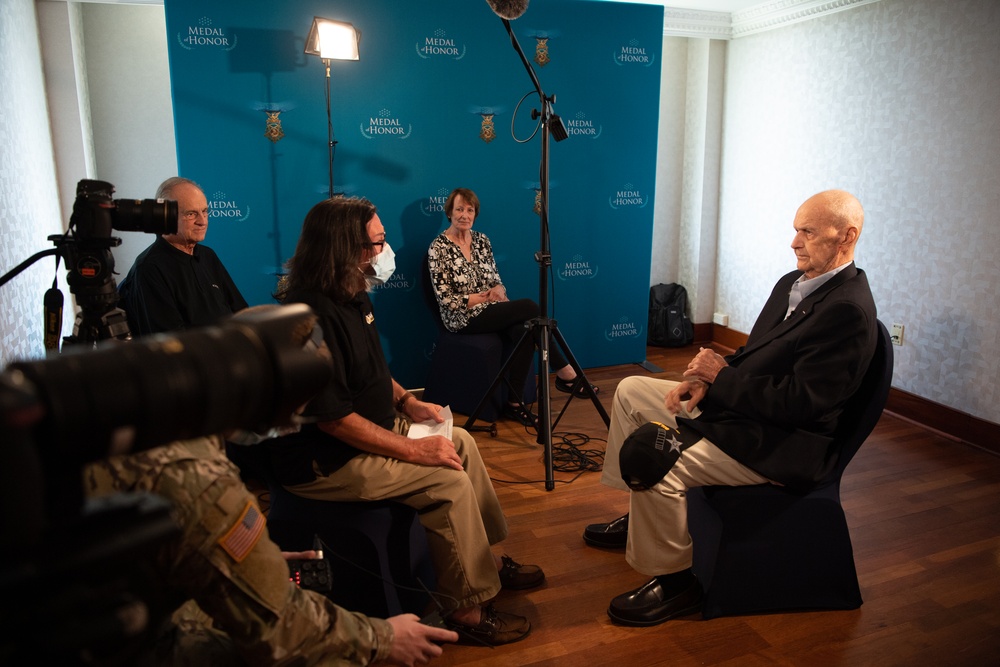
[177,17,237,51]
[608,183,649,210]
[361,109,412,140]
[565,112,602,139]
[605,315,642,342]
[416,29,466,60]
[373,272,414,293]
[558,254,598,281]
[615,39,655,67]
[422,188,450,217]
[210,192,251,222]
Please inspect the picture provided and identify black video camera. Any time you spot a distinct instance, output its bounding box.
[69,178,177,239]
[0,303,332,664]
[56,179,178,346]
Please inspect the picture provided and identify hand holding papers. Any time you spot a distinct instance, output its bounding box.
[407,405,453,442]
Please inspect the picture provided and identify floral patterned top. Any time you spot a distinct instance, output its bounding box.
[427,230,504,332]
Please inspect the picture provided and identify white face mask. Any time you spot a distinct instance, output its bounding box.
[368,242,396,285]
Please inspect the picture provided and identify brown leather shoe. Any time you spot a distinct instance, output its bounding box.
[498,554,545,590]
[452,603,531,646]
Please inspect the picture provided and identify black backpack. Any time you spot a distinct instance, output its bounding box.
[647,283,693,347]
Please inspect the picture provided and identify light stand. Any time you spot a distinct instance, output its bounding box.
[463,18,610,491]
[304,17,361,198]
[323,58,335,198]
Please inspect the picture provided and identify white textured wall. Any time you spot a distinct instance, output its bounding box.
[650,36,725,326]
[715,0,1000,422]
[0,0,76,366]
[81,2,177,274]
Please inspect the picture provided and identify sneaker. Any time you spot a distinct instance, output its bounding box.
[498,554,545,590]
[452,603,531,646]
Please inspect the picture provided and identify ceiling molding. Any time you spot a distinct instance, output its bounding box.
[663,9,734,39]
[664,0,883,40]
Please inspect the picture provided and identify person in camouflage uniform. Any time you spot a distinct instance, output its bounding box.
[83,434,456,666]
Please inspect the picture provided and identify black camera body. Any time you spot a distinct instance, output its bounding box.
[0,304,332,664]
[56,179,179,346]
[70,179,177,239]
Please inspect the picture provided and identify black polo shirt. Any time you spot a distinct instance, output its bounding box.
[117,236,248,337]
[266,288,394,484]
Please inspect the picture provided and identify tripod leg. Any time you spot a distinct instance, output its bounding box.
[534,320,555,490]
[550,325,611,428]
[461,326,536,432]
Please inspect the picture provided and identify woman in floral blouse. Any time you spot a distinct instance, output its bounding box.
[426,188,598,425]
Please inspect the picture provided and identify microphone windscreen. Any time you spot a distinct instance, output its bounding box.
[486,0,529,20]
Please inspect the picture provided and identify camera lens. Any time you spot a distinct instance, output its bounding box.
[5,304,331,462]
[112,199,178,235]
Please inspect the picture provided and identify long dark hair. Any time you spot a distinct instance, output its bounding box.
[275,197,377,304]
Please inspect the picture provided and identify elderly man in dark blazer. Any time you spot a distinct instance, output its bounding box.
[586,189,877,627]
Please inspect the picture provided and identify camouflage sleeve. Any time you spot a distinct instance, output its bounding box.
[84,437,394,665]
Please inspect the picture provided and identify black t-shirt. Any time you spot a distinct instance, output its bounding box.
[266,288,394,485]
[117,236,248,337]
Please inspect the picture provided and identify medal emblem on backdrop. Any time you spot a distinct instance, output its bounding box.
[264,111,284,143]
[526,29,559,67]
[468,106,505,144]
[480,114,496,143]
[535,37,550,67]
[254,102,293,144]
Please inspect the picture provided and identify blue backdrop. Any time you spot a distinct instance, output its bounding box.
[163,0,663,388]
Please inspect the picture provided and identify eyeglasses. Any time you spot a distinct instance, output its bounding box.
[181,208,209,222]
[366,234,386,250]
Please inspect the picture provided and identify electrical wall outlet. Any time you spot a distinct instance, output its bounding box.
[713,312,729,327]
[890,323,904,346]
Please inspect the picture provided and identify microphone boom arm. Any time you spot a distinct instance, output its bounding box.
[502,19,545,103]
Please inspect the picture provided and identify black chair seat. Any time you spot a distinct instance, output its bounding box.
[688,320,893,619]
[226,444,435,618]
[421,255,536,423]
[265,485,435,619]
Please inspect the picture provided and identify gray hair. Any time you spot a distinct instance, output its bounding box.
[155,176,202,200]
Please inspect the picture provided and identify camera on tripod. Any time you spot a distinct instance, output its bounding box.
[1,179,180,350]
[55,179,178,346]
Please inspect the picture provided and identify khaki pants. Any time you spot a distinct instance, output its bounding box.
[286,422,508,608]
[602,376,770,577]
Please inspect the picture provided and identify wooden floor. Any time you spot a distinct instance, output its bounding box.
[431,345,1000,666]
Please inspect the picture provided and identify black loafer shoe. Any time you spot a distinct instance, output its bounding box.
[607,576,703,627]
[583,513,628,548]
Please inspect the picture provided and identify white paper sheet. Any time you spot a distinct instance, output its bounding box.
[406,405,453,442]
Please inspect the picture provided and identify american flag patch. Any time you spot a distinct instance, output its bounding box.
[218,502,266,563]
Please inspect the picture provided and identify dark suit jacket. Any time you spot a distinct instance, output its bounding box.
[680,263,877,490]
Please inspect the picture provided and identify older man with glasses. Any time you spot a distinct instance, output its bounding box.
[117,176,248,337]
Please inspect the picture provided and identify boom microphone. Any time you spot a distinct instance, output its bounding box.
[486,0,529,20]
